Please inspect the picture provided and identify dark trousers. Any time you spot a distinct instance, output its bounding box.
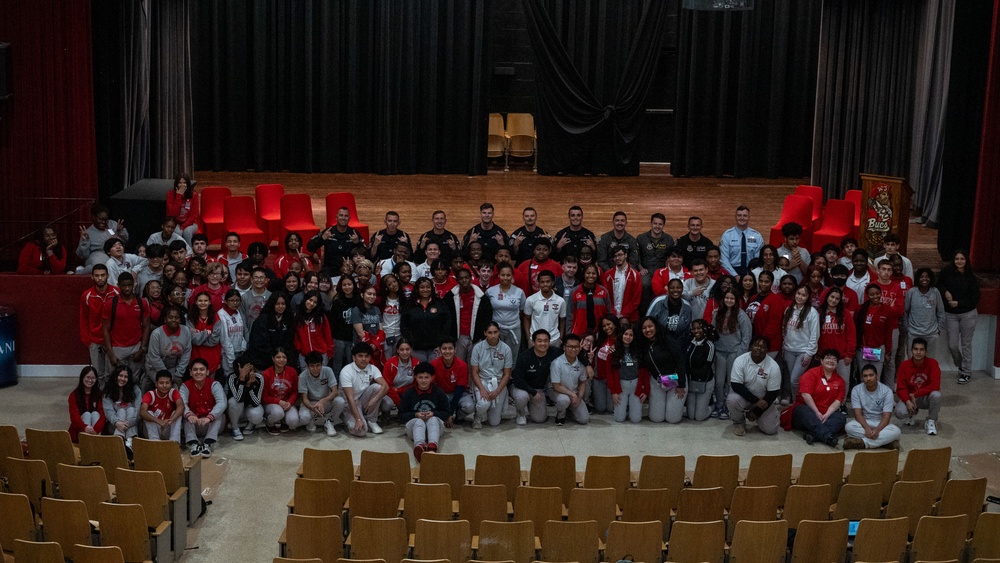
[791,405,846,442]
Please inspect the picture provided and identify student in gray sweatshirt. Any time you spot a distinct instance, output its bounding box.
[904,268,945,359]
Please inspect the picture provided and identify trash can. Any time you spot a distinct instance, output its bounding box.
[0,307,17,387]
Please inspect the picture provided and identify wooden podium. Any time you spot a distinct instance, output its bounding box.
[858,174,912,255]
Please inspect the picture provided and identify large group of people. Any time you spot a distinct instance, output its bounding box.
[61,176,982,460]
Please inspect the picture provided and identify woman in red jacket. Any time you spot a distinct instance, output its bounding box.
[855,283,897,385]
[294,290,334,372]
[570,265,609,338]
[592,314,621,415]
[18,226,67,275]
[68,366,105,442]
[165,173,200,245]
[262,348,300,433]
[753,274,796,358]
[817,287,855,385]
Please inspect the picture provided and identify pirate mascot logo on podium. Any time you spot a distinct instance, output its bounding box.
[866,183,893,249]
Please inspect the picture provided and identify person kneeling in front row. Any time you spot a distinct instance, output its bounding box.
[844,364,901,450]
[894,338,942,436]
[400,362,451,462]
[299,351,347,437]
[340,342,390,437]
[726,336,782,436]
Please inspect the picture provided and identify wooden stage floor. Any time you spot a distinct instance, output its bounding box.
[195,165,945,270]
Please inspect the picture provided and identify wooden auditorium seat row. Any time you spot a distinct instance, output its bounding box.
[1,426,205,562]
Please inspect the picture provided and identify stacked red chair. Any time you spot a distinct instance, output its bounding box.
[769,194,815,251]
[223,196,268,251]
[255,183,285,244]
[199,186,232,246]
[279,194,320,242]
[812,199,856,250]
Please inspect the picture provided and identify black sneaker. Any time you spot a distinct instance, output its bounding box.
[187,442,202,456]
[555,415,566,426]
[958,374,971,384]
[804,433,816,445]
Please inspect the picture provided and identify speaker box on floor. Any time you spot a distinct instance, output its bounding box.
[0,42,10,100]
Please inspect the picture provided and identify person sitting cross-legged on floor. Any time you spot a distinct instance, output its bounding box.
[844,364,901,450]
[780,349,846,447]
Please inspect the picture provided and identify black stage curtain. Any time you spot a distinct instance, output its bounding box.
[521,0,668,176]
[936,0,993,260]
[191,0,491,175]
[672,0,821,178]
[811,1,921,199]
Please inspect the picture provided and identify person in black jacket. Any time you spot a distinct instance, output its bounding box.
[685,319,716,421]
[937,249,980,384]
[399,362,451,462]
[226,354,264,441]
[510,329,562,425]
[637,317,687,424]
[328,277,361,374]
[247,292,296,370]
[400,277,453,362]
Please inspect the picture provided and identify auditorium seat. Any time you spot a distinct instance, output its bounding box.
[279,193,321,242]
[505,113,536,172]
[769,194,815,251]
[223,196,268,252]
[325,192,369,241]
[488,113,508,162]
[199,186,232,246]
[811,199,856,250]
[255,183,285,244]
[794,185,825,230]
[845,189,863,239]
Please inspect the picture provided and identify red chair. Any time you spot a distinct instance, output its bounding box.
[255,183,285,244]
[279,194,320,242]
[769,194,815,251]
[223,196,268,252]
[199,186,232,246]
[325,192,369,241]
[812,199,856,250]
[845,189,862,239]
[794,185,824,231]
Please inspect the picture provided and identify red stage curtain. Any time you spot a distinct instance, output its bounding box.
[0,0,98,266]
[972,0,1000,272]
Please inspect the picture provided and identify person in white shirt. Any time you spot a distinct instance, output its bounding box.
[377,242,418,277]
[486,263,526,353]
[844,364,901,449]
[104,238,147,287]
[682,260,715,319]
[782,285,820,402]
[339,342,389,437]
[522,270,567,348]
[777,222,811,283]
[726,336,782,436]
[469,323,514,428]
[146,216,192,258]
[547,333,589,425]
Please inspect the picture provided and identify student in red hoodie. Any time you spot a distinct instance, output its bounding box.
[570,265,610,338]
[18,225,67,275]
[855,284,898,387]
[894,338,942,435]
[817,287,855,386]
[294,290,333,372]
[262,347,300,434]
[753,274,796,359]
[68,366,105,442]
[602,247,642,322]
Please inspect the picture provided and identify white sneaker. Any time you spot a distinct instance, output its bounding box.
[516,414,527,426]
[242,423,255,435]
[324,420,338,437]
[367,420,383,435]
[305,422,317,433]
[905,416,915,426]
[925,419,937,435]
[472,418,483,430]
[230,428,243,441]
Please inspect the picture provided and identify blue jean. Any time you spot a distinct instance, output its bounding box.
[791,405,846,443]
